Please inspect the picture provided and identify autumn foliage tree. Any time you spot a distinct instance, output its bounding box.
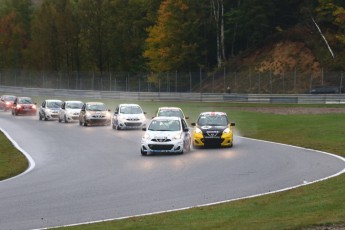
[144,0,208,72]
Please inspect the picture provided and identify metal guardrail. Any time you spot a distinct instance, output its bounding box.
[1,86,345,104]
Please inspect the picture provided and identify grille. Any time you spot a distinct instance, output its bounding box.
[124,122,142,126]
[152,138,171,142]
[149,144,174,150]
[204,130,221,137]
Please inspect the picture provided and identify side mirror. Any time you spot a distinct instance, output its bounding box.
[144,112,147,114]
[183,128,189,132]
[191,122,196,126]
[142,127,147,131]
[230,122,235,126]
[108,109,111,112]
[185,116,189,119]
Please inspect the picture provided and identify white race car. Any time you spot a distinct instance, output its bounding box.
[58,101,83,123]
[112,104,146,130]
[141,116,191,156]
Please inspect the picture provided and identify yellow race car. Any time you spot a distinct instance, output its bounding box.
[191,112,235,148]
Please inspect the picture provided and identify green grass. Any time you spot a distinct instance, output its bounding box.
[0,130,28,180]
[1,99,345,229]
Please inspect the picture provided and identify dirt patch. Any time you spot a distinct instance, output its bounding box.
[231,107,345,115]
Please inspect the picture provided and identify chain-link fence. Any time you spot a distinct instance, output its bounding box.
[0,68,344,94]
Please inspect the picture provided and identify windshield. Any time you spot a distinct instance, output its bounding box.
[198,115,228,126]
[86,103,106,111]
[157,109,183,118]
[66,102,83,109]
[4,96,16,101]
[148,119,181,131]
[47,101,62,108]
[18,98,33,104]
[120,106,142,114]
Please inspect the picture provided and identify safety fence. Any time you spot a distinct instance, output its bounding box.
[0,69,344,94]
[1,86,345,104]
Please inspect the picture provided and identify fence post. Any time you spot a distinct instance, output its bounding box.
[175,71,177,92]
[340,71,343,93]
[199,68,202,93]
[189,72,192,92]
[223,66,226,93]
[270,71,272,93]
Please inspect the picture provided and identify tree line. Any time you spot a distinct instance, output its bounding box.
[1,0,345,77]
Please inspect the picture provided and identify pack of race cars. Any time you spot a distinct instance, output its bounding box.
[1,94,235,156]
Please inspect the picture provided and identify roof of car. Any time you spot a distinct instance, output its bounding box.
[86,102,104,105]
[199,112,227,116]
[45,99,62,102]
[119,103,141,106]
[65,100,83,103]
[152,116,180,121]
[158,107,182,110]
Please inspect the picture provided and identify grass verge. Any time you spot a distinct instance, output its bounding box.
[0,129,28,181]
[1,100,345,229]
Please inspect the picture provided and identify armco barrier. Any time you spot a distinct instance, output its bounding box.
[1,86,345,104]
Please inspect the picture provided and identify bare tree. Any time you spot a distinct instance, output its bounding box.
[211,0,225,68]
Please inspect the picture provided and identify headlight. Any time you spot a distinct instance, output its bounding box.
[85,111,91,117]
[106,112,111,118]
[32,105,36,109]
[17,105,22,109]
[173,132,182,140]
[45,109,52,113]
[5,102,10,105]
[223,128,230,134]
[143,132,151,140]
[140,114,146,121]
[118,115,126,122]
[194,127,202,134]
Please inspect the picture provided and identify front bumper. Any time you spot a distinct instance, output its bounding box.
[65,113,80,121]
[86,118,111,125]
[45,111,60,120]
[141,139,184,153]
[193,133,233,147]
[114,118,146,130]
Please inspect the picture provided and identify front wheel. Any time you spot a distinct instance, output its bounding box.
[141,149,147,156]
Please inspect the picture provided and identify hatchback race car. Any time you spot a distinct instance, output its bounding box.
[79,102,111,126]
[191,112,235,148]
[0,95,16,112]
[11,97,37,116]
[39,99,63,120]
[141,116,191,156]
[58,100,83,123]
[112,104,146,130]
[155,107,189,124]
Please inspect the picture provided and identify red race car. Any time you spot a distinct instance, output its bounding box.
[0,95,16,112]
[12,97,37,116]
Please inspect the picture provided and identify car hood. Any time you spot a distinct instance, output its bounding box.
[197,125,228,132]
[66,108,81,113]
[146,130,181,139]
[88,110,107,114]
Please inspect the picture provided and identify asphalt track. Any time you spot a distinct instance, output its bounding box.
[0,111,345,230]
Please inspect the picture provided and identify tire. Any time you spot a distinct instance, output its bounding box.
[141,149,147,156]
[58,116,62,123]
[39,113,42,120]
[83,121,87,126]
